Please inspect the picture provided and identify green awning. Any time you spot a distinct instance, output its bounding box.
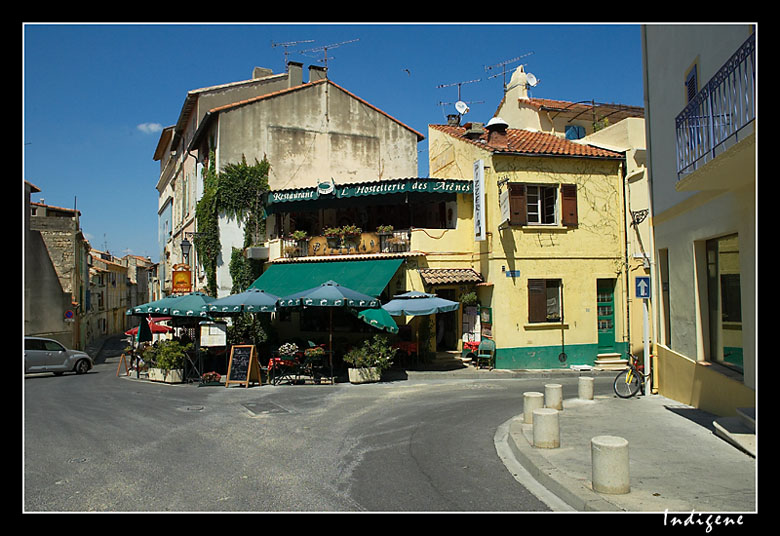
[265,178,472,214]
[248,259,403,298]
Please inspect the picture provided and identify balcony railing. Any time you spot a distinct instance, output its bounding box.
[281,229,412,259]
[675,33,755,179]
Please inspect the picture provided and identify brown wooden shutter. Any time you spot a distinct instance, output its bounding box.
[508,183,527,226]
[561,184,578,227]
[528,279,546,323]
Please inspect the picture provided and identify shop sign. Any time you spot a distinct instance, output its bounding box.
[172,263,192,294]
[473,160,486,241]
[268,178,472,205]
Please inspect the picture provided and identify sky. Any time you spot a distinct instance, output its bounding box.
[23,23,645,264]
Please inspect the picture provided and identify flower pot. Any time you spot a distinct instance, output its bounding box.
[348,366,381,384]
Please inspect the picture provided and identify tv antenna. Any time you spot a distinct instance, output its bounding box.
[271,40,315,71]
[436,78,484,117]
[299,39,359,72]
[485,52,534,92]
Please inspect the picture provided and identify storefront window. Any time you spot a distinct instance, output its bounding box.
[706,234,743,371]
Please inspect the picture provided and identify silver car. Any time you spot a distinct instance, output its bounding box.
[24,336,93,376]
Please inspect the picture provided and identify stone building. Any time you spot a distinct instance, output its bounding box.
[25,193,90,349]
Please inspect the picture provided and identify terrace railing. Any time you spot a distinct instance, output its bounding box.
[281,229,412,258]
[675,32,755,179]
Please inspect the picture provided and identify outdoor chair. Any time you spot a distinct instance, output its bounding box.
[475,339,496,370]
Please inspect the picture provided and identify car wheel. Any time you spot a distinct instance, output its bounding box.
[74,360,90,374]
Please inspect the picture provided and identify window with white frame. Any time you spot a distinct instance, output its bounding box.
[507,183,578,227]
[526,185,557,225]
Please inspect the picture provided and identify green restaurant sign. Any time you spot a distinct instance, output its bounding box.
[268,178,472,205]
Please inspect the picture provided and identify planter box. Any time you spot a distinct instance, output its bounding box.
[148,367,184,383]
[245,246,269,260]
[348,366,381,384]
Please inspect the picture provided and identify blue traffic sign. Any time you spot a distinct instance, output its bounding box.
[635,276,651,299]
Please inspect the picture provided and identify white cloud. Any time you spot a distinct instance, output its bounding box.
[137,122,163,134]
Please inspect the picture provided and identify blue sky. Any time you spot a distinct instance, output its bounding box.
[23,23,644,263]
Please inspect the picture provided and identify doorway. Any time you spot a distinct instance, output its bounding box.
[596,279,617,353]
[436,289,458,351]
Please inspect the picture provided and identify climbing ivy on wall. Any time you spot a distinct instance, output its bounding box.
[194,152,270,296]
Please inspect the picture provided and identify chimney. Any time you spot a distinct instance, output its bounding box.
[507,65,529,101]
[447,114,461,127]
[287,61,303,87]
[485,117,509,149]
[309,65,327,82]
[252,67,273,79]
[463,122,484,140]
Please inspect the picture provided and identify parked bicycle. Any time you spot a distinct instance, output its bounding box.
[613,354,651,398]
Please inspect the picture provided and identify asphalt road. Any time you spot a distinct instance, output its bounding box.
[23,351,615,513]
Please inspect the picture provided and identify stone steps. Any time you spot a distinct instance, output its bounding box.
[713,407,756,457]
[594,353,628,371]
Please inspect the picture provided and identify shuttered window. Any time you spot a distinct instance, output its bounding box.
[685,65,698,103]
[507,183,578,227]
[508,183,527,225]
[561,184,578,227]
[528,279,562,323]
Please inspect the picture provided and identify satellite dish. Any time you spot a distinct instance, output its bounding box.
[455,101,469,115]
[526,73,538,87]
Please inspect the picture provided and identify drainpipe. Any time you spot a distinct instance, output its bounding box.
[620,159,632,360]
[641,26,658,394]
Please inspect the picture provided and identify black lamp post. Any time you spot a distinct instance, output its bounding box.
[180,237,192,264]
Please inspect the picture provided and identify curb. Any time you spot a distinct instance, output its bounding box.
[505,416,623,512]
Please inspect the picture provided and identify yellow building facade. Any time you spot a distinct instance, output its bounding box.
[428,120,629,368]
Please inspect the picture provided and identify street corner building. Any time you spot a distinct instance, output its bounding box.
[427,107,640,370]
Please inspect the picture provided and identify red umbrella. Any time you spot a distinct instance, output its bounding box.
[125,317,172,336]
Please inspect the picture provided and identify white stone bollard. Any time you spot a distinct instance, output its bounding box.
[523,392,544,424]
[578,376,594,400]
[532,408,560,448]
[545,383,563,410]
[591,435,630,494]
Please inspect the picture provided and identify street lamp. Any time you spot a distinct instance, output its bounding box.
[180,237,192,264]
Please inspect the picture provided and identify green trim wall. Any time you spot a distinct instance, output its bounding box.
[495,342,629,369]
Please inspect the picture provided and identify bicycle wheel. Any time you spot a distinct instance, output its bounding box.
[614,367,641,398]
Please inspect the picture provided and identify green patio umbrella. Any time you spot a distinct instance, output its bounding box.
[126,294,182,317]
[202,288,279,315]
[354,307,398,334]
[134,315,154,344]
[167,292,216,318]
[381,291,460,358]
[277,280,381,383]
[127,292,215,318]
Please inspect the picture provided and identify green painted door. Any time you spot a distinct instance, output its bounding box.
[597,279,616,352]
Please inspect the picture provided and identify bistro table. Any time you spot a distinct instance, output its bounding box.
[267,350,331,385]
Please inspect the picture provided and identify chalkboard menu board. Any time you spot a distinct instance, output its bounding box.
[225,345,261,387]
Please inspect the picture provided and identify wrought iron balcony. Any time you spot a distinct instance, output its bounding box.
[281,229,412,258]
[675,33,755,179]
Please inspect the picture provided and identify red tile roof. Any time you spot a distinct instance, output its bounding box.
[419,268,483,285]
[429,124,624,159]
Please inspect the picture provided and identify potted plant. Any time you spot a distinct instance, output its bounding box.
[341,224,362,237]
[200,371,222,386]
[290,230,308,241]
[149,340,191,383]
[376,224,394,234]
[343,335,395,384]
[278,342,299,360]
